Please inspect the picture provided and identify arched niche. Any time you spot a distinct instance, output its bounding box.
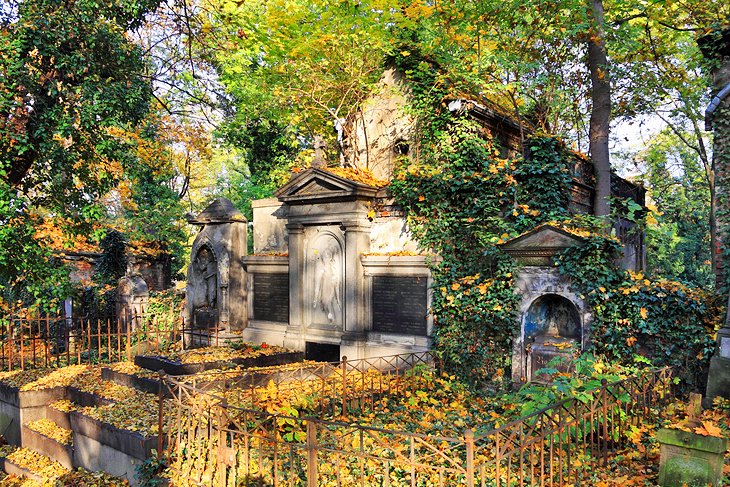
[524,293,581,342]
[307,230,345,328]
[191,244,219,310]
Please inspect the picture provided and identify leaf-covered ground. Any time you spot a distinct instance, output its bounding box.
[578,398,730,486]
[1,361,728,485]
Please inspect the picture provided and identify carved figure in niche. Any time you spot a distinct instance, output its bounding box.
[313,241,342,323]
[546,303,569,337]
[524,294,580,342]
[195,247,217,308]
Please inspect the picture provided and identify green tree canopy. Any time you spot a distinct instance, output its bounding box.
[0,0,161,308]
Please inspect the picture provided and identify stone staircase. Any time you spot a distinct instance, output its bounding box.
[0,362,165,486]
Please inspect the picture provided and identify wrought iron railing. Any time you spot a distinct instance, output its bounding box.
[0,307,194,371]
[158,355,674,486]
[181,351,436,418]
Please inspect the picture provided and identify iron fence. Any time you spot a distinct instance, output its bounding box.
[159,356,674,487]
[0,306,212,371]
[181,352,437,418]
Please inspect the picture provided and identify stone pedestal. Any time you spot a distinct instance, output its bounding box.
[657,428,727,487]
[705,326,730,404]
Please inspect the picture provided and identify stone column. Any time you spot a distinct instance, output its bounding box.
[702,28,730,404]
[712,53,730,290]
[340,220,371,359]
[284,223,305,350]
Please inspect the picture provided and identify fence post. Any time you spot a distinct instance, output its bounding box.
[341,356,347,419]
[157,370,166,456]
[465,428,475,487]
[307,420,318,487]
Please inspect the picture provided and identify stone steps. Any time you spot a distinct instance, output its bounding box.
[0,368,159,486]
[0,446,68,484]
[21,419,73,469]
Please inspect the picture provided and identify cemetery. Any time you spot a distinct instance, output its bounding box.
[4,1,730,487]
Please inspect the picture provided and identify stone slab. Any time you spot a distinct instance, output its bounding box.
[704,355,730,403]
[101,367,161,395]
[134,351,305,376]
[252,273,289,323]
[0,384,67,446]
[371,276,427,336]
[21,424,73,469]
[0,457,45,483]
[67,386,115,407]
[657,428,727,487]
[73,432,144,487]
[46,404,71,430]
[69,411,156,461]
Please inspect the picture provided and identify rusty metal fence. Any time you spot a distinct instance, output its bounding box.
[159,356,674,487]
[181,352,437,418]
[0,307,198,371]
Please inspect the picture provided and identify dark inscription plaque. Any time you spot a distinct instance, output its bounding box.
[253,273,289,323]
[372,276,428,335]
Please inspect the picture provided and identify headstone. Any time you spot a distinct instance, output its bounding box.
[704,294,730,404]
[185,197,248,332]
[117,276,149,332]
[657,393,727,487]
[501,225,590,384]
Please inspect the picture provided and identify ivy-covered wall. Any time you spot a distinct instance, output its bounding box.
[390,111,719,390]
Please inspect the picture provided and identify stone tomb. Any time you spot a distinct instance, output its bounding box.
[185,198,248,332]
[240,168,433,360]
[501,225,591,383]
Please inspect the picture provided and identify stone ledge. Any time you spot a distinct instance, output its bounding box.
[134,350,305,376]
[0,456,45,483]
[70,411,156,461]
[101,367,161,396]
[656,428,728,454]
[21,424,73,469]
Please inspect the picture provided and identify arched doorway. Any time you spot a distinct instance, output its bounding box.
[524,293,581,381]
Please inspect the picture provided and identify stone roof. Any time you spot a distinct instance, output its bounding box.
[275,168,380,204]
[187,198,246,225]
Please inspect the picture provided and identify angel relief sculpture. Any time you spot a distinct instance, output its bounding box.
[312,240,342,324]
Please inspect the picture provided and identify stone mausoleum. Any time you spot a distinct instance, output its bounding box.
[184,70,646,380]
[185,172,433,360]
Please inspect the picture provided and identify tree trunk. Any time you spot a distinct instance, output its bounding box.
[587,0,611,219]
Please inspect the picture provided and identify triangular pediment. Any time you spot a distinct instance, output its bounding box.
[500,225,587,265]
[276,168,379,204]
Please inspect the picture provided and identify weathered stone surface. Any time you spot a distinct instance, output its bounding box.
[369,217,419,254]
[21,424,73,468]
[117,275,148,332]
[186,197,245,225]
[505,226,591,384]
[657,428,727,487]
[340,68,413,182]
[185,197,248,332]
[252,198,289,254]
[500,225,586,267]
